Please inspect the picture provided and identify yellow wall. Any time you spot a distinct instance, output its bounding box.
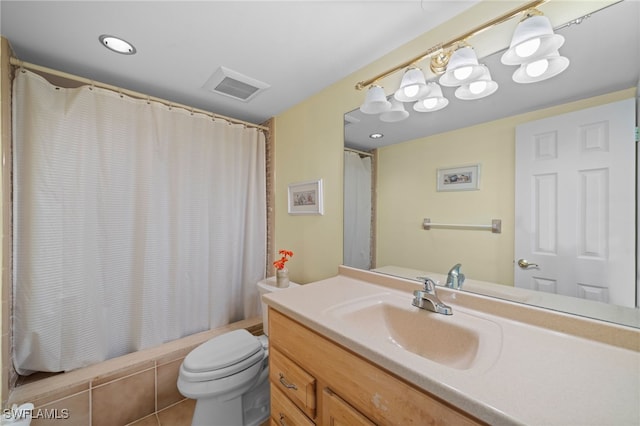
[376,89,636,285]
[272,91,345,283]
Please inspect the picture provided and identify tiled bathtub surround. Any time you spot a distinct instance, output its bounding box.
[6,317,262,426]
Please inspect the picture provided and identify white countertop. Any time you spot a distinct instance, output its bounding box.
[262,267,640,426]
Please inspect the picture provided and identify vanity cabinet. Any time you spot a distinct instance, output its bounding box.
[268,308,484,426]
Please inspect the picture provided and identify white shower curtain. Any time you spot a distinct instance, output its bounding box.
[12,70,266,374]
[343,151,371,270]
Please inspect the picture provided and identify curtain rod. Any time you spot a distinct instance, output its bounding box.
[10,57,270,132]
[344,147,373,157]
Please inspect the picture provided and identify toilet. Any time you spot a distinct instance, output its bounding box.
[177,277,299,426]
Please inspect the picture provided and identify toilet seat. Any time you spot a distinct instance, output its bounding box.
[177,359,264,400]
[180,329,264,383]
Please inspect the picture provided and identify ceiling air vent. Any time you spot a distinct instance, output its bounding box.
[203,66,270,102]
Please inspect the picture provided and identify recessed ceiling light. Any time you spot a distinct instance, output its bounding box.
[369,133,384,139]
[99,34,136,55]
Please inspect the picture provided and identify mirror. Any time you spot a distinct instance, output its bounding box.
[344,1,639,328]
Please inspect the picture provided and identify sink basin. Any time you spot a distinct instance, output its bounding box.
[325,293,502,372]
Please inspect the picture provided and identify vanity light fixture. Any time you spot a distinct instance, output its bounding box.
[355,0,574,122]
[501,12,565,65]
[439,45,486,87]
[501,11,569,83]
[380,98,410,122]
[99,34,136,55]
[394,67,429,102]
[413,82,448,112]
[454,67,499,100]
[359,85,391,114]
[511,51,569,83]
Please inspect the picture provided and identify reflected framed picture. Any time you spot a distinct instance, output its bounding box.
[436,164,481,192]
[288,179,324,215]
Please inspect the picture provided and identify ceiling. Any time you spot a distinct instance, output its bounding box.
[0,0,482,125]
[345,1,640,151]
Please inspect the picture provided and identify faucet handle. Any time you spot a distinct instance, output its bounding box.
[416,276,438,291]
[446,263,465,289]
[447,263,462,276]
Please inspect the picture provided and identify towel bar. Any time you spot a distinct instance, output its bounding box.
[422,218,501,234]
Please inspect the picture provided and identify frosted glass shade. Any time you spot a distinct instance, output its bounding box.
[439,46,485,87]
[413,83,449,112]
[501,15,565,65]
[380,98,409,122]
[455,67,499,100]
[512,51,569,83]
[359,85,391,114]
[394,68,430,102]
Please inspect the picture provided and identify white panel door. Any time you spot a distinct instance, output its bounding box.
[515,98,636,307]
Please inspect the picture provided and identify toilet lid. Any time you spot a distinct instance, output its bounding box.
[183,329,262,374]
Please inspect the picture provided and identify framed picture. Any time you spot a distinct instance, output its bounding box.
[288,179,324,215]
[436,164,481,192]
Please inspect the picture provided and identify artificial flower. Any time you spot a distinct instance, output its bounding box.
[273,249,294,270]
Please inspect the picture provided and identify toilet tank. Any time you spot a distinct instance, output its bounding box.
[257,277,299,336]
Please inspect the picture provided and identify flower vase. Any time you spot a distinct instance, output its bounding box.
[276,268,290,288]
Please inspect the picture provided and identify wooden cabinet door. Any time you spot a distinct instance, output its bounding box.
[322,388,375,426]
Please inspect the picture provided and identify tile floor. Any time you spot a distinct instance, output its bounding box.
[128,399,271,426]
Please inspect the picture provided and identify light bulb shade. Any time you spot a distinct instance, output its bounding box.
[413,83,449,112]
[439,46,486,87]
[512,51,569,83]
[359,85,391,114]
[455,66,499,100]
[379,98,409,122]
[394,68,430,102]
[501,15,565,65]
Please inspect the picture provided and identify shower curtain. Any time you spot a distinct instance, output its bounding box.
[12,70,266,374]
[343,151,372,270]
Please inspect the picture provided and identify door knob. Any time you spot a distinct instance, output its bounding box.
[517,259,539,269]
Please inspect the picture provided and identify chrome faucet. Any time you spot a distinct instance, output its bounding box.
[446,263,465,289]
[412,277,452,315]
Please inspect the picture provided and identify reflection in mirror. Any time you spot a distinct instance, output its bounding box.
[343,1,639,328]
[344,147,373,270]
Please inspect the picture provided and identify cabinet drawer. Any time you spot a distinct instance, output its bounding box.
[270,346,316,419]
[271,383,315,426]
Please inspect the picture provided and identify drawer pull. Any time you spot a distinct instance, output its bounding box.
[279,373,298,390]
[278,413,288,426]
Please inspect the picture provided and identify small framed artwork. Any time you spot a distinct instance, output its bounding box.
[288,179,324,215]
[436,164,481,192]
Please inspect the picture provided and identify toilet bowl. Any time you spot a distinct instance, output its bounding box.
[178,277,299,426]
